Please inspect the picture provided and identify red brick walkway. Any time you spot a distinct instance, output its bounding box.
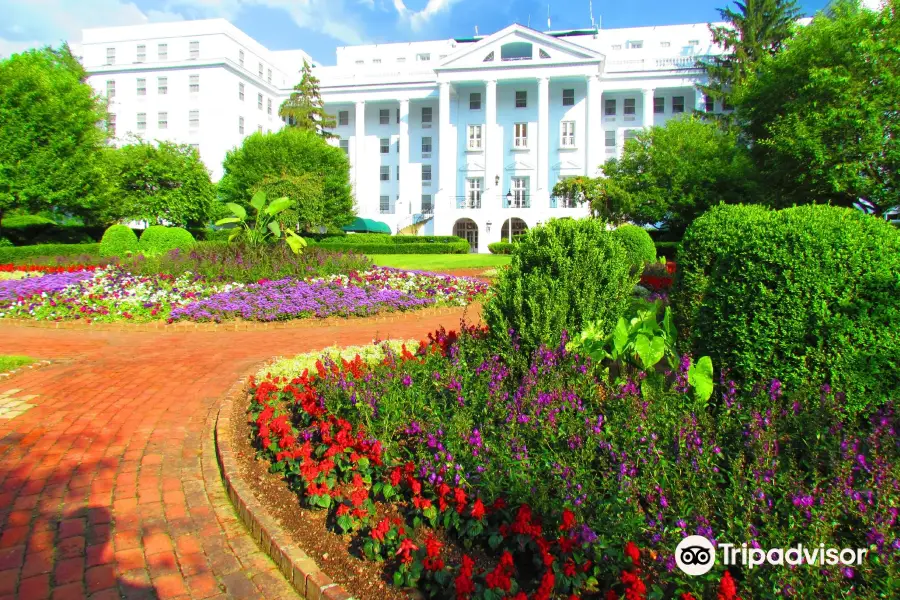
[0,307,476,600]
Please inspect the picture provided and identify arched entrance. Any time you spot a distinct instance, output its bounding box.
[453,218,479,253]
[500,218,528,242]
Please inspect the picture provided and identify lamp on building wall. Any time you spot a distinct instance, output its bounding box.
[505,190,513,205]
[486,220,492,233]
[495,175,500,186]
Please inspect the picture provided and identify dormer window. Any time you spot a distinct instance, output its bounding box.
[627,40,643,49]
[483,51,494,62]
[373,59,381,64]
[417,53,431,62]
[539,49,551,59]
[501,42,532,62]
[660,41,671,48]
[688,39,700,46]
[611,44,622,50]
[397,57,406,63]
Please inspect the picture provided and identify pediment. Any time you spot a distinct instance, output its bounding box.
[460,160,485,171]
[552,160,582,171]
[505,159,534,171]
[437,24,604,71]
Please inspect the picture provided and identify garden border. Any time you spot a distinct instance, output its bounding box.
[214,376,359,600]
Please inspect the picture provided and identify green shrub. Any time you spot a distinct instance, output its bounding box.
[488,241,514,255]
[484,218,638,356]
[674,204,900,412]
[138,226,195,255]
[0,237,12,248]
[310,237,469,254]
[202,228,235,242]
[0,215,105,246]
[1,215,55,227]
[99,225,139,258]
[611,224,656,267]
[316,234,464,246]
[0,243,101,263]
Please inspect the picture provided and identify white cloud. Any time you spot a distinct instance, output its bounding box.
[393,0,462,31]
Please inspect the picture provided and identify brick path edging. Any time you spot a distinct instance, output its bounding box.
[214,377,358,600]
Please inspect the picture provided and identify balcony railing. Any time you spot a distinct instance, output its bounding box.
[503,194,530,209]
[456,196,482,209]
[605,55,712,73]
[550,195,581,209]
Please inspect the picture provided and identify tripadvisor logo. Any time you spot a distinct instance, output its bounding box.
[674,535,868,576]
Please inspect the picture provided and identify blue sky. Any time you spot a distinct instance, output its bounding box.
[0,0,832,65]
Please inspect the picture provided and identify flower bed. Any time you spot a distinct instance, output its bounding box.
[0,266,486,323]
[246,327,899,599]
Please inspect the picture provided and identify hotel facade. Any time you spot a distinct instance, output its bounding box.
[81,18,727,252]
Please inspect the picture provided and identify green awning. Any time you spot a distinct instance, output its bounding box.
[341,217,392,234]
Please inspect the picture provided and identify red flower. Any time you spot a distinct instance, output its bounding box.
[470,498,486,520]
[370,518,391,542]
[564,560,577,577]
[717,571,740,600]
[455,555,476,599]
[621,569,647,600]
[485,551,515,591]
[389,467,402,487]
[424,534,443,558]
[680,594,697,600]
[336,504,350,516]
[606,592,619,600]
[395,538,418,564]
[624,541,641,565]
[558,536,576,553]
[560,509,576,531]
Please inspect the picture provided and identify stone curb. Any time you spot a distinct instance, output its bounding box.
[0,359,53,381]
[214,377,358,600]
[0,304,470,334]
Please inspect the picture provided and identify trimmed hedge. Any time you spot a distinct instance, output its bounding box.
[611,224,656,267]
[0,243,101,263]
[674,204,900,413]
[100,225,140,258]
[0,217,105,246]
[488,242,515,255]
[139,226,196,255]
[310,240,469,254]
[316,234,464,246]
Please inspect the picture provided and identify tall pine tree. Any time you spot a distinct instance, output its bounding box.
[698,0,801,109]
[279,60,336,139]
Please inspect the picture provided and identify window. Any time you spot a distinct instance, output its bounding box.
[372,59,381,64]
[422,165,432,184]
[560,121,575,147]
[239,50,245,67]
[137,78,146,96]
[137,112,146,130]
[158,112,167,129]
[106,47,115,65]
[157,77,167,95]
[396,109,400,124]
[483,51,495,62]
[688,39,700,46]
[380,138,390,154]
[380,196,391,214]
[258,93,263,110]
[421,137,432,156]
[466,178,482,208]
[416,53,431,61]
[654,97,664,114]
[672,96,685,113]
[338,111,349,126]
[380,166,390,181]
[705,96,715,113]
[189,109,199,128]
[605,130,616,147]
[660,41,671,48]
[106,80,115,98]
[339,139,349,154]
[514,123,528,148]
[470,93,482,110]
[422,195,433,212]
[627,40,643,49]
[624,98,636,115]
[190,74,199,93]
[136,45,145,63]
[605,99,617,116]
[467,125,483,150]
[379,109,390,125]
[722,98,732,111]
[238,82,244,101]
[515,91,527,108]
[397,165,400,180]
[539,49,551,59]
[239,116,244,134]
[397,57,406,63]
[421,107,432,125]
[611,44,622,50]
[258,62,263,78]
[562,89,575,106]
[108,114,116,137]
[158,43,167,60]
[267,69,272,84]
[511,177,528,208]
[624,129,638,142]
[355,60,364,65]
[267,98,272,115]
[189,41,199,59]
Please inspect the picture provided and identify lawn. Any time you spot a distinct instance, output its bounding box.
[367,254,510,271]
[0,355,34,373]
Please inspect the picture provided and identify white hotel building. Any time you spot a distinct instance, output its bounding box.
[81,18,727,252]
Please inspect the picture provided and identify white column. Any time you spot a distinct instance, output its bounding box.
[399,99,411,211]
[586,74,602,177]
[642,88,654,129]
[438,82,456,211]
[354,101,366,207]
[537,77,550,206]
[485,79,498,201]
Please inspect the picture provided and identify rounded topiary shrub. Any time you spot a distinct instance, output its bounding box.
[139,226,196,255]
[99,224,140,258]
[484,218,638,356]
[612,224,656,267]
[488,241,514,255]
[674,203,900,412]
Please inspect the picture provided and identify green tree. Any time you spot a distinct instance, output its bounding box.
[0,44,110,236]
[698,0,801,109]
[735,0,899,216]
[218,128,355,233]
[105,138,217,227]
[279,61,336,138]
[600,117,759,237]
[552,176,635,225]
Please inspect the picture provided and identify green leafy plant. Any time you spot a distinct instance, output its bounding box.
[215,191,307,254]
[99,224,139,258]
[138,225,195,255]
